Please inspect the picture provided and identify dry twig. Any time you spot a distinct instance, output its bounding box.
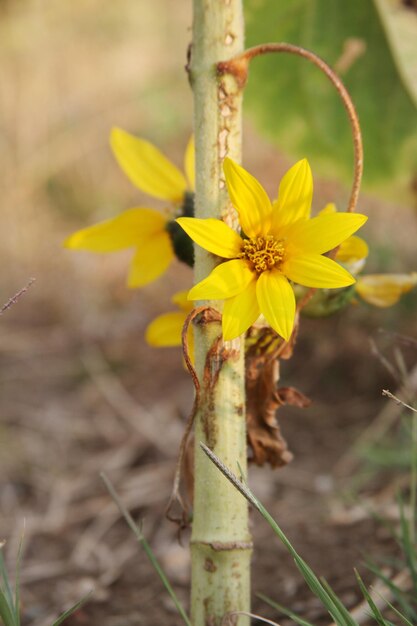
[0,278,35,315]
[382,389,417,414]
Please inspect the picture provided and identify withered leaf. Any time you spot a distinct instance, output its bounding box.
[245,324,310,468]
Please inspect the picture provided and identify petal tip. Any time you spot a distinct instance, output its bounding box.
[144,327,156,346]
[175,216,190,231]
[343,274,356,287]
[296,157,311,172]
[110,126,126,144]
[222,323,239,342]
[63,235,73,249]
[63,232,81,249]
[223,156,235,174]
[187,286,199,300]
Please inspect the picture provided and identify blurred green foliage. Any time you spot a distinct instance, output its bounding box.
[0,542,90,626]
[244,0,417,200]
[374,0,417,108]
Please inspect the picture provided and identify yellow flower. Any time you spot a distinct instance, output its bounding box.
[320,203,369,275]
[145,291,194,361]
[356,273,417,307]
[65,128,195,287]
[177,158,367,341]
[321,204,417,308]
[145,291,193,346]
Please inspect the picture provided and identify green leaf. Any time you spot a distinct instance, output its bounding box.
[244,0,417,198]
[373,0,417,108]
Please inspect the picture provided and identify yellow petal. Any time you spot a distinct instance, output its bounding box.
[318,202,337,216]
[222,280,260,340]
[356,273,417,307]
[336,236,369,263]
[111,127,187,202]
[286,213,368,255]
[271,159,313,231]
[127,232,174,287]
[223,158,272,237]
[283,253,355,288]
[64,208,166,252]
[172,290,193,312]
[315,204,369,273]
[176,217,242,258]
[145,311,186,347]
[184,135,195,191]
[186,325,195,365]
[256,271,296,341]
[188,259,254,300]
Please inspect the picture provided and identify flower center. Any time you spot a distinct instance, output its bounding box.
[239,235,285,273]
[166,191,195,268]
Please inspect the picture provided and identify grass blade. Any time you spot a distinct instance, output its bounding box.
[200,443,358,626]
[319,578,364,626]
[365,562,416,621]
[0,546,17,626]
[0,551,15,620]
[382,597,414,626]
[0,592,16,626]
[100,472,192,626]
[13,534,24,626]
[51,593,91,626]
[397,497,417,589]
[257,592,315,626]
[354,570,387,626]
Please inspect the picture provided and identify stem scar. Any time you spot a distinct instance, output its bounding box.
[204,558,217,572]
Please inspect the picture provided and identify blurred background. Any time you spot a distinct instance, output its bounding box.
[0,1,416,624]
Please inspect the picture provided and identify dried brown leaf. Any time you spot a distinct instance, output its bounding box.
[245,322,309,468]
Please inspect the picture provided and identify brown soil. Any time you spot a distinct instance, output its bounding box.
[1,295,416,626]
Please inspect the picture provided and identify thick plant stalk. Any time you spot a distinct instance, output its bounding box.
[190,1,251,625]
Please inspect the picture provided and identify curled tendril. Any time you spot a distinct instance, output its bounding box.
[218,42,363,215]
[218,42,363,316]
[165,306,221,529]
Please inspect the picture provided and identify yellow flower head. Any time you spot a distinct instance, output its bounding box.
[145,290,194,364]
[177,158,367,341]
[64,128,195,287]
[356,273,417,307]
[321,204,417,309]
[145,290,193,347]
[320,203,369,275]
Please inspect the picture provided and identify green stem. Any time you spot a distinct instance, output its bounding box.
[190,1,251,625]
[410,412,417,542]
